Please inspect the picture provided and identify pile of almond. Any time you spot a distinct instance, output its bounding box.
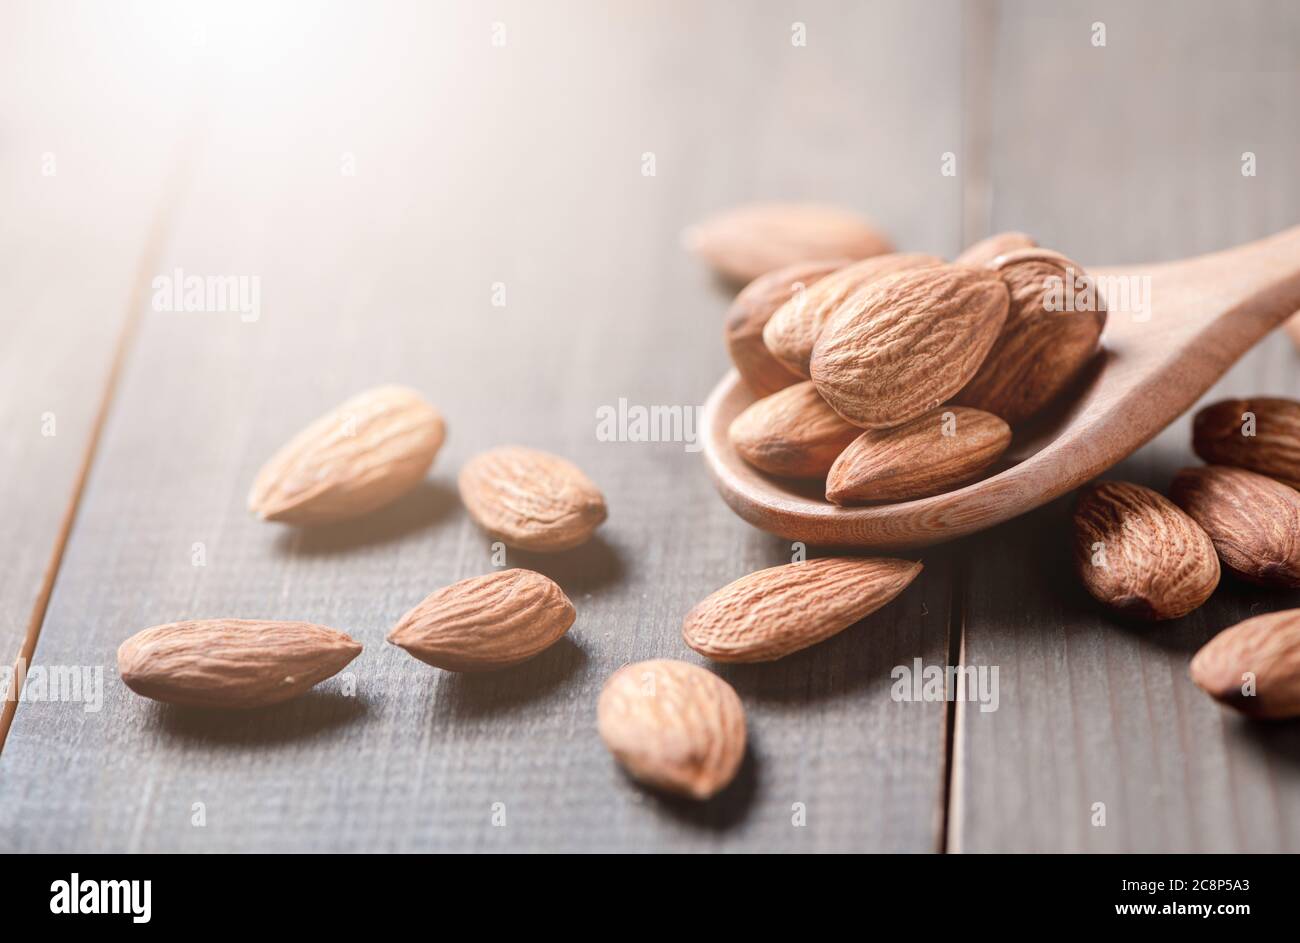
[703,206,1108,504]
[1071,395,1300,717]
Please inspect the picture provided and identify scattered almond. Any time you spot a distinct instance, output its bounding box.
[954,249,1106,425]
[826,406,1010,504]
[684,202,893,286]
[1191,396,1300,490]
[723,259,847,396]
[387,568,575,671]
[458,446,607,552]
[729,381,862,478]
[249,385,445,525]
[810,265,1009,429]
[117,619,362,709]
[1190,609,1300,719]
[597,659,746,799]
[953,231,1037,267]
[1170,465,1300,587]
[682,556,922,662]
[761,252,944,379]
[1072,481,1219,621]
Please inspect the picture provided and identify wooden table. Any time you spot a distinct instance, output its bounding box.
[2,0,1298,852]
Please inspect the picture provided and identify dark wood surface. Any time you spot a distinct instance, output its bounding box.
[1,0,1296,852]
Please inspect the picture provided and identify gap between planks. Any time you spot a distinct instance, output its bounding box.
[933,0,999,853]
[0,133,198,753]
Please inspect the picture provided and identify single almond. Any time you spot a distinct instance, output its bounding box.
[597,659,746,799]
[953,231,1037,267]
[682,556,922,662]
[826,406,1010,504]
[728,381,862,478]
[1191,396,1300,490]
[1170,465,1300,587]
[387,568,575,671]
[1190,609,1300,719]
[724,259,847,396]
[954,249,1106,425]
[1072,481,1219,621]
[249,385,445,525]
[458,446,607,552]
[117,619,362,709]
[810,265,1009,429]
[683,202,893,286]
[762,253,944,379]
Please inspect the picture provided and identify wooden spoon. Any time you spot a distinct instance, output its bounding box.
[701,225,1300,549]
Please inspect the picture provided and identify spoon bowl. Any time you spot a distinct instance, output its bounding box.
[701,225,1300,549]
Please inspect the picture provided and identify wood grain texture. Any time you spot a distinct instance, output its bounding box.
[0,0,963,852]
[0,4,191,736]
[951,0,1300,852]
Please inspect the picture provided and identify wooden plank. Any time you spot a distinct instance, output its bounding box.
[952,0,1300,852]
[0,3,191,741]
[0,0,967,851]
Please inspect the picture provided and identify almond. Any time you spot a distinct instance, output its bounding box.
[683,202,893,286]
[682,556,922,662]
[1190,609,1300,719]
[728,381,861,478]
[810,265,1009,429]
[954,249,1106,425]
[826,406,1010,504]
[458,446,607,552]
[597,659,746,799]
[724,259,847,396]
[1072,481,1219,621]
[953,231,1037,267]
[117,619,362,709]
[387,568,575,671]
[1170,466,1300,587]
[249,385,445,525]
[761,253,944,379]
[1191,397,1300,490]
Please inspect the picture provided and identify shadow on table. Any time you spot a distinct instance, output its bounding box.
[437,636,588,718]
[498,535,626,595]
[150,687,372,747]
[272,479,460,556]
[630,738,760,832]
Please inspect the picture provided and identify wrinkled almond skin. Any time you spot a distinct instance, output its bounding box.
[729,381,862,479]
[826,407,1011,504]
[458,446,607,552]
[387,569,575,671]
[724,259,847,396]
[810,265,1009,429]
[1192,397,1300,490]
[762,253,944,379]
[684,203,893,286]
[117,619,362,709]
[597,659,746,799]
[1190,609,1300,719]
[1170,466,1300,587]
[249,385,445,525]
[1073,481,1220,621]
[682,557,922,662]
[953,231,1037,267]
[954,249,1106,425]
